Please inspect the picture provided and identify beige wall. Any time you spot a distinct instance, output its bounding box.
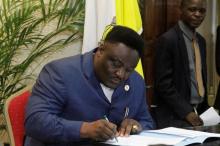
[30,41,82,79]
[0,0,83,85]
[197,0,218,106]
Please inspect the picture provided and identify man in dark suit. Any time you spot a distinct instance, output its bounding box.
[214,26,220,111]
[154,0,208,128]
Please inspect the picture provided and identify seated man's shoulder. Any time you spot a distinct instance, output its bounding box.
[130,71,145,84]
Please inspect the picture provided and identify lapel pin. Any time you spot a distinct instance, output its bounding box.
[124,84,130,91]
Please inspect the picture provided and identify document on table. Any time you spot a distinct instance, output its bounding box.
[103,134,186,146]
[148,127,210,138]
[103,127,220,146]
[200,107,220,126]
[146,127,220,146]
[148,127,220,138]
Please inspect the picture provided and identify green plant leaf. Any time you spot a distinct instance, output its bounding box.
[0,0,85,109]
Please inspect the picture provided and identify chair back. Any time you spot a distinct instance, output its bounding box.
[3,87,31,146]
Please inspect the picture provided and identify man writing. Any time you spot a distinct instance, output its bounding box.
[24,25,154,146]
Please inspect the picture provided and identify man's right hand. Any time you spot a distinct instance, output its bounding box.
[185,112,203,126]
[80,119,117,141]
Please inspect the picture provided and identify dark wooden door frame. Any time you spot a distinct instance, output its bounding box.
[140,0,181,107]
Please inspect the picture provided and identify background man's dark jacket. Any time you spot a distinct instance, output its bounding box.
[153,24,208,128]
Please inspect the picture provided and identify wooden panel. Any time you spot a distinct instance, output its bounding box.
[141,0,167,106]
[140,0,181,107]
[166,0,181,29]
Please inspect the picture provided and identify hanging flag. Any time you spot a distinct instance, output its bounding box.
[116,0,144,78]
[82,0,115,53]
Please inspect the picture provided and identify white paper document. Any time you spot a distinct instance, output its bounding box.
[175,135,214,146]
[147,127,211,138]
[103,127,220,146]
[200,107,220,126]
[104,134,186,146]
[148,127,220,146]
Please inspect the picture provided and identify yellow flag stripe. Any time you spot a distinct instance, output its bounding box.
[115,0,144,78]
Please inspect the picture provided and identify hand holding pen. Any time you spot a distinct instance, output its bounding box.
[80,119,118,142]
[104,115,118,142]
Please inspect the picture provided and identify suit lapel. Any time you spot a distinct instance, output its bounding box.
[175,25,191,88]
[82,49,110,103]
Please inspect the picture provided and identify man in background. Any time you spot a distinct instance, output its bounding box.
[154,0,208,128]
[24,25,154,146]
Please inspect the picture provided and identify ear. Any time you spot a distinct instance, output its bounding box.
[98,42,105,52]
[96,45,104,57]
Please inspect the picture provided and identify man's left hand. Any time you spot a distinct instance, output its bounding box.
[117,119,142,137]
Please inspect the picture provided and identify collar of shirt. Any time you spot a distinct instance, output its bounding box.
[178,20,196,41]
[100,83,114,103]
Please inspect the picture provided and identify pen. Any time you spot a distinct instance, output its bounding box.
[104,115,118,142]
[193,107,198,115]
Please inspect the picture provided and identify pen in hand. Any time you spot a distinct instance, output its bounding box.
[193,107,198,115]
[104,115,118,142]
